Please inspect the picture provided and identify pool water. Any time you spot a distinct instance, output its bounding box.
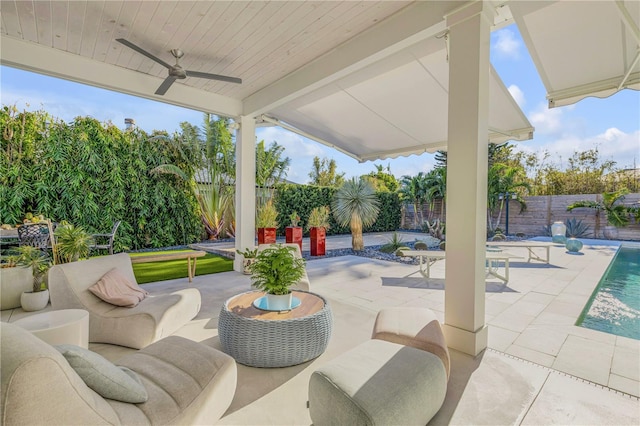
[577,245,640,340]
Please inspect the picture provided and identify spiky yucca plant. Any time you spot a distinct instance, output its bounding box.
[332,178,380,251]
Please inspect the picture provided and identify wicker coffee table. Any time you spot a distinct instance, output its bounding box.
[218,290,332,368]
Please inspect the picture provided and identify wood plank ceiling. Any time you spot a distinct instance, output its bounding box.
[0,1,412,100]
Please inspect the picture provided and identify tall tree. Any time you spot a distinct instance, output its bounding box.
[425,167,447,220]
[256,140,291,188]
[399,172,429,228]
[434,150,448,168]
[308,156,345,187]
[363,163,399,192]
[487,163,530,232]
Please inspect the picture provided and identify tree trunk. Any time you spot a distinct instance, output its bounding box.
[351,215,364,251]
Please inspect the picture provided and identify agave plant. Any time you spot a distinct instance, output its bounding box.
[379,232,406,254]
[332,178,380,251]
[564,218,591,238]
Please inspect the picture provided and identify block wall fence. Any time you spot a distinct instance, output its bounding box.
[401,193,640,241]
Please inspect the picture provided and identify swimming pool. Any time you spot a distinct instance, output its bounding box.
[577,244,640,340]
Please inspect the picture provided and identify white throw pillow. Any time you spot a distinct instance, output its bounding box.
[88,268,148,307]
[56,344,148,403]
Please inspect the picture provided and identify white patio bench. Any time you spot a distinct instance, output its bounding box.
[399,250,523,284]
[486,241,553,263]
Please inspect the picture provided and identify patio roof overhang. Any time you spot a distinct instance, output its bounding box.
[0,1,532,161]
[510,0,640,108]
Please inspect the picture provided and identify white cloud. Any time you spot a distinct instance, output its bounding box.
[508,84,525,108]
[492,29,521,59]
[528,102,564,135]
[257,126,325,158]
[520,128,640,170]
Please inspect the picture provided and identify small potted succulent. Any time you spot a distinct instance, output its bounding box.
[307,206,330,256]
[285,211,303,250]
[236,247,258,275]
[14,246,52,311]
[256,200,278,244]
[249,244,306,310]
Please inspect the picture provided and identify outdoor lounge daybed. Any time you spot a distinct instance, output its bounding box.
[48,253,201,349]
[0,322,237,425]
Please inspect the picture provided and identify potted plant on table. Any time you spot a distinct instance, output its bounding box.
[249,244,306,310]
[307,206,330,256]
[257,200,278,244]
[15,246,52,311]
[285,211,303,250]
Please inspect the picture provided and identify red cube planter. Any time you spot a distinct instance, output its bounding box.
[310,227,326,256]
[285,227,303,251]
[257,227,276,245]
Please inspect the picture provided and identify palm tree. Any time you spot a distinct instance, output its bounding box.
[567,188,631,238]
[332,178,380,251]
[425,167,447,221]
[399,173,428,228]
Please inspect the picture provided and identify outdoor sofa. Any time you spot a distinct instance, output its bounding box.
[48,253,201,349]
[1,322,236,425]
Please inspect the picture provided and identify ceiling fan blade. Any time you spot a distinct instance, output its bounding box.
[116,38,171,69]
[186,70,242,84]
[155,76,177,95]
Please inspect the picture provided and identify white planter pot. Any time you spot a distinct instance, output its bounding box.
[603,225,619,240]
[242,259,255,275]
[21,289,49,312]
[266,293,293,311]
[0,267,34,310]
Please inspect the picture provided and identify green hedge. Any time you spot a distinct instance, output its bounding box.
[1,107,202,250]
[273,184,400,235]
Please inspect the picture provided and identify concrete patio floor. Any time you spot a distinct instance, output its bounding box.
[3,233,639,424]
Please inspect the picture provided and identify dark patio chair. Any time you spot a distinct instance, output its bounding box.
[17,223,52,249]
[90,221,121,255]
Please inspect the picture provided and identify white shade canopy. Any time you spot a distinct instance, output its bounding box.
[266,36,533,162]
[510,0,640,108]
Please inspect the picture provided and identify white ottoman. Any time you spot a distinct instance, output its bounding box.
[309,339,447,425]
[13,309,89,348]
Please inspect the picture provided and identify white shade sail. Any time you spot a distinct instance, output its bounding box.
[510,0,640,108]
[266,36,533,162]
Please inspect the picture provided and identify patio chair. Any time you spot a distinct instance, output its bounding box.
[90,220,121,255]
[17,223,52,249]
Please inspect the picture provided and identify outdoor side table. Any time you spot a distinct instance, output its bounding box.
[218,290,332,368]
[13,309,89,348]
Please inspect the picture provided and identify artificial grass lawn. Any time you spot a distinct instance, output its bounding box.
[130,250,234,284]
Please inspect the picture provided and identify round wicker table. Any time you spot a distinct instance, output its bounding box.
[218,290,332,368]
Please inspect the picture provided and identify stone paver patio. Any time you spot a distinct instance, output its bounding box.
[3,232,639,424]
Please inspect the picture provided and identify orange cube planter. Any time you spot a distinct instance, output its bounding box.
[310,227,326,256]
[285,227,303,251]
[257,228,277,245]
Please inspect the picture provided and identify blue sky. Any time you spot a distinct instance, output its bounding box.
[2,24,638,184]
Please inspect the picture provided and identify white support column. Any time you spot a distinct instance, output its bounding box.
[442,1,492,356]
[234,116,256,272]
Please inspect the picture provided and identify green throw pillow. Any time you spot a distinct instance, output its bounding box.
[55,344,148,403]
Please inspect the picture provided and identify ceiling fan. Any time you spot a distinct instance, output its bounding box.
[116,38,242,95]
